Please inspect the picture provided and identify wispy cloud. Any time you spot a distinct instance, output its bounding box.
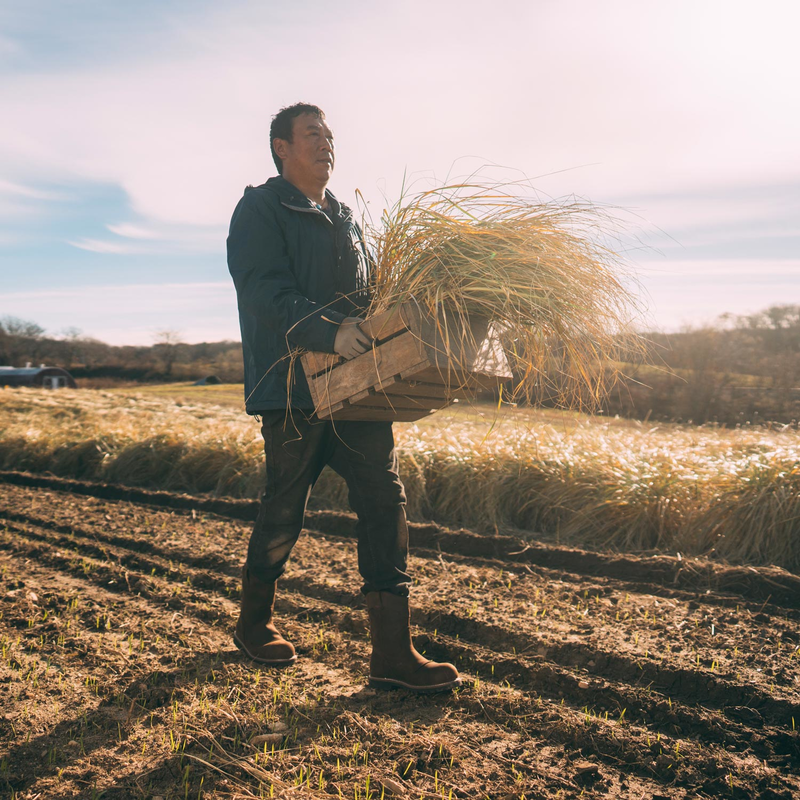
[67,238,137,254]
[617,183,800,238]
[67,220,226,255]
[106,222,159,239]
[0,34,22,58]
[0,230,22,246]
[0,177,70,219]
[1,1,798,228]
[0,178,66,201]
[639,258,800,278]
[4,281,231,300]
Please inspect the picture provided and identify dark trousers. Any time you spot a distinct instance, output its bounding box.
[247,410,411,596]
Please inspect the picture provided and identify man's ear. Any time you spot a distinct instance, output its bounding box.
[273,138,289,163]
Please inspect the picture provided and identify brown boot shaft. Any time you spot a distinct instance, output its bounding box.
[367,591,460,693]
[234,566,296,666]
[238,566,279,626]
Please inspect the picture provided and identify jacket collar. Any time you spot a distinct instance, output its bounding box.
[266,175,351,222]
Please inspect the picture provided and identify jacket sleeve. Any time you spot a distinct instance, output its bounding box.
[226,194,347,353]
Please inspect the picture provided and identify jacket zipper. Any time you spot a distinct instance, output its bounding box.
[281,200,344,293]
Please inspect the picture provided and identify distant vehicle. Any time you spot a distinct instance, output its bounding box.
[0,364,77,389]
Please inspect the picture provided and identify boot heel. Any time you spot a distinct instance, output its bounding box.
[234,568,297,666]
[234,631,297,666]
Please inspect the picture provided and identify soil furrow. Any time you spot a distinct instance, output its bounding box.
[4,470,799,611]
[5,508,800,740]
[6,508,800,736]
[3,520,787,792]
[5,508,799,733]
[3,479,800,799]
[418,609,800,726]
[6,494,799,641]
[1,547,689,799]
[5,556,795,800]
[5,482,800,678]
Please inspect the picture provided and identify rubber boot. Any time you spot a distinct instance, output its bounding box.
[233,565,296,666]
[366,591,460,693]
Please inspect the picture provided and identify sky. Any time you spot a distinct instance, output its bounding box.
[0,0,798,345]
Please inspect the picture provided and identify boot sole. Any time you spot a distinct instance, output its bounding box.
[369,676,462,694]
[233,633,297,667]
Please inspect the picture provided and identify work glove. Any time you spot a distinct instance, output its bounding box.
[334,317,373,360]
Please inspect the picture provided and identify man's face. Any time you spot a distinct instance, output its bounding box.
[274,113,335,185]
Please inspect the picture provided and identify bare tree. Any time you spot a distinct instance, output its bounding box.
[152,329,184,376]
[1,316,45,338]
[0,316,47,365]
[58,327,84,367]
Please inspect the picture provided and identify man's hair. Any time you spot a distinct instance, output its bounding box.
[270,103,325,175]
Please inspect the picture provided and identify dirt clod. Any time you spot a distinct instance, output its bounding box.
[381,776,406,795]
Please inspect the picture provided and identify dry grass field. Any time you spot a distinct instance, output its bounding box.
[1,385,799,569]
[1,386,799,798]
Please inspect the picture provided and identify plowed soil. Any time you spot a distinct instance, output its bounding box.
[1,472,798,799]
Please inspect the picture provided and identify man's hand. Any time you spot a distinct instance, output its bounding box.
[334,317,373,360]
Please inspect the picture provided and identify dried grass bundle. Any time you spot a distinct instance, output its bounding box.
[364,182,643,407]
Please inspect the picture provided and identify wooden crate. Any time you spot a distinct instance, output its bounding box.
[300,303,513,421]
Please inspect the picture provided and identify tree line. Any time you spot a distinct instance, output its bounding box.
[605,304,800,425]
[2,304,798,423]
[0,319,243,384]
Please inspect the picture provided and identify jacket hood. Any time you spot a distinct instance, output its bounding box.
[260,176,351,220]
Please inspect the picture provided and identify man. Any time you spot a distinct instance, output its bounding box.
[226,102,460,693]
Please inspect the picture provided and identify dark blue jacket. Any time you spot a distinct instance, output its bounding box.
[227,176,370,413]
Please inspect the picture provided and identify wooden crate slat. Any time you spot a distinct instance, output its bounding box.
[379,383,452,402]
[381,379,475,400]
[343,390,443,411]
[301,351,342,380]
[358,304,410,343]
[349,371,459,406]
[372,362,431,393]
[348,388,372,405]
[410,364,506,393]
[327,406,435,422]
[360,389,449,411]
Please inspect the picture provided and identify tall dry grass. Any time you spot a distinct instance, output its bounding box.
[2,388,799,571]
[0,390,266,498]
[364,183,643,407]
